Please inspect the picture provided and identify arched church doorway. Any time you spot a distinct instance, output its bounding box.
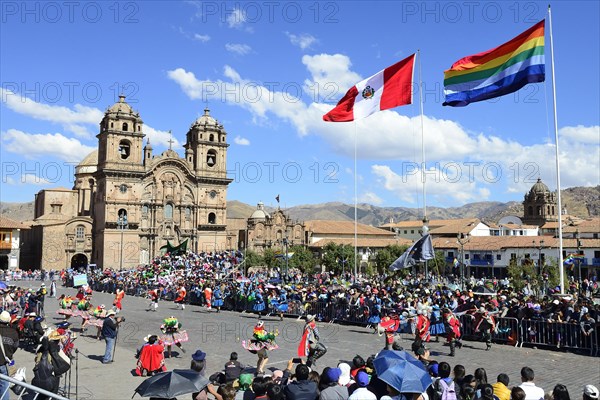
[71,253,88,270]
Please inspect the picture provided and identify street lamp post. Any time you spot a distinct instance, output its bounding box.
[576,229,582,282]
[457,233,470,289]
[282,237,289,283]
[117,211,128,271]
[537,239,544,276]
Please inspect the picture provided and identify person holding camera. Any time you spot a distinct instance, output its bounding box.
[101,309,124,364]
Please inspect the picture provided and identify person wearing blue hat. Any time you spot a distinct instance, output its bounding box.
[429,304,445,343]
[191,349,206,362]
[320,367,348,400]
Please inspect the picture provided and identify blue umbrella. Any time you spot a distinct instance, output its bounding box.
[373,350,422,376]
[0,282,8,290]
[378,360,433,394]
[374,350,432,394]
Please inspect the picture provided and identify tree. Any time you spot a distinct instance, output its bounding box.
[263,248,278,269]
[321,242,355,275]
[427,250,448,275]
[244,250,264,271]
[288,245,317,274]
[507,257,537,291]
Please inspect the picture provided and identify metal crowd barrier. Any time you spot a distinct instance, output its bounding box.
[520,319,599,356]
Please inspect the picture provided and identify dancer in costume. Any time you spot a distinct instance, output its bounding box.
[136,334,166,376]
[203,285,213,310]
[377,310,402,350]
[297,314,327,367]
[77,295,93,332]
[57,295,75,320]
[415,309,431,342]
[429,305,446,342]
[270,289,288,321]
[113,286,125,313]
[442,308,462,357]
[175,284,187,310]
[212,285,224,313]
[253,289,265,318]
[471,306,496,351]
[160,316,188,358]
[88,304,107,339]
[147,288,159,312]
[241,320,278,375]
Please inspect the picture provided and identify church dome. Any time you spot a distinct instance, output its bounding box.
[108,95,135,114]
[250,202,270,220]
[529,178,550,194]
[192,108,219,128]
[75,150,98,175]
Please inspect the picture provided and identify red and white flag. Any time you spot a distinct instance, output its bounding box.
[323,54,415,122]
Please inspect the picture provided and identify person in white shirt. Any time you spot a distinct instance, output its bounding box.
[518,367,544,400]
[349,371,377,400]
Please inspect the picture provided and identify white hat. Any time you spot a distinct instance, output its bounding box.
[106,310,116,316]
[584,385,599,400]
[0,311,10,323]
[306,314,315,322]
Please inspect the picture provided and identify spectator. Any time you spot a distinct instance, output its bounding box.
[225,352,244,383]
[283,363,318,400]
[252,376,269,400]
[552,385,570,400]
[349,371,376,400]
[101,310,123,364]
[454,365,466,388]
[477,384,498,400]
[492,374,510,400]
[0,311,19,400]
[512,388,527,400]
[319,367,348,400]
[431,362,458,400]
[519,367,545,400]
[267,383,285,400]
[235,373,255,400]
[583,386,599,400]
[475,368,488,388]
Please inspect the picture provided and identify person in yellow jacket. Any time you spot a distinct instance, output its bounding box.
[492,373,511,400]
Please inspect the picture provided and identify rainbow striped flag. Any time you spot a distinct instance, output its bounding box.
[443,20,545,107]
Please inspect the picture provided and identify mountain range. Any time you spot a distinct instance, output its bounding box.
[2,186,597,226]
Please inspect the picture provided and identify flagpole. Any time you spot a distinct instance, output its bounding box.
[418,49,429,280]
[548,5,565,294]
[354,122,358,282]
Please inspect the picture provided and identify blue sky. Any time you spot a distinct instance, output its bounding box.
[1,1,599,211]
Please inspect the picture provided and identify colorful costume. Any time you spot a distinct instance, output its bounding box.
[113,289,125,311]
[415,312,431,342]
[378,313,402,350]
[203,287,212,309]
[242,321,279,351]
[212,287,224,309]
[253,291,265,312]
[57,296,75,317]
[473,308,496,350]
[297,315,327,367]
[159,317,188,348]
[429,306,446,337]
[175,286,187,310]
[443,309,462,356]
[147,289,159,311]
[136,341,166,376]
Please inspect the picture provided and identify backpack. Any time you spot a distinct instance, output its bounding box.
[434,379,460,400]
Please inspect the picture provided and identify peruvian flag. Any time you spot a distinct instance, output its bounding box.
[323,53,415,122]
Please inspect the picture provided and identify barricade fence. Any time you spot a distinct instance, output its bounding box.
[85,283,599,357]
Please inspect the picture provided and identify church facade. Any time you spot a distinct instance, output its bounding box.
[27,96,232,270]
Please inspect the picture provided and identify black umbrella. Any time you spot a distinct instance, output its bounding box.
[133,369,210,398]
[471,286,496,296]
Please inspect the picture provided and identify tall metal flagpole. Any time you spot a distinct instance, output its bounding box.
[354,122,358,281]
[418,50,430,279]
[548,6,565,294]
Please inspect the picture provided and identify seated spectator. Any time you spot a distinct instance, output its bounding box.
[235,373,255,400]
[552,384,570,400]
[267,383,285,400]
[349,371,376,400]
[283,363,318,400]
[492,374,510,400]
[512,387,527,400]
[252,376,269,400]
[319,367,348,400]
[519,367,544,400]
[225,352,244,383]
[583,385,599,400]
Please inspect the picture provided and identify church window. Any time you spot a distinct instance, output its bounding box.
[209,134,214,142]
[206,150,217,167]
[142,205,149,216]
[185,207,191,218]
[76,225,85,239]
[208,212,216,224]
[552,206,555,215]
[110,122,114,128]
[164,203,173,220]
[117,209,128,225]
[118,140,131,160]
[528,206,533,216]
[537,206,542,215]
[137,125,141,132]
[122,122,128,131]
[119,184,128,194]
[51,204,62,214]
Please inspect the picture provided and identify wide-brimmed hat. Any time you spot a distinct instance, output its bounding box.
[106,310,116,316]
[0,311,11,324]
[28,312,37,317]
[306,314,315,322]
[48,330,67,341]
[191,349,206,361]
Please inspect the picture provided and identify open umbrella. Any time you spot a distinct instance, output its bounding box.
[378,362,433,394]
[133,369,210,398]
[373,350,424,376]
[0,282,8,290]
[471,286,496,296]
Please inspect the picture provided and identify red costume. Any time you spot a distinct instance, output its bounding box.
[445,313,461,341]
[297,320,316,357]
[416,313,431,342]
[136,342,166,376]
[175,287,187,303]
[379,315,400,348]
[113,289,125,311]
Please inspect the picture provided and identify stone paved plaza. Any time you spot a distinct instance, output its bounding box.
[12,285,599,400]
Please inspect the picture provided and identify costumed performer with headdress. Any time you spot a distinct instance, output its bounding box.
[442,307,462,356]
[242,320,278,375]
[113,286,125,313]
[212,284,224,313]
[160,316,188,358]
[57,295,75,320]
[377,310,402,351]
[136,334,166,376]
[175,284,187,310]
[297,314,327,367]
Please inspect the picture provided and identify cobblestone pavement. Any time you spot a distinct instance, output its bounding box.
[11,285,599,400]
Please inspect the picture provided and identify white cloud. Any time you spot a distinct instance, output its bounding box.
[227,8,246,28]
[359,191,383,205]
[302,54,362,100]
[6,174,52,186]
[286,32,317,50]
[144,125,181,149]
[194,33,210,42]
[234,135,250,146]
[559,125,600,145]
[225,43,252,55]
[2,129,95,162]
[1,88,103,138]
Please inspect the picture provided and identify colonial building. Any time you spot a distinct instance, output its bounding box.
[28,96,232,270]
[0,216,30,270]
[522,178,558,226]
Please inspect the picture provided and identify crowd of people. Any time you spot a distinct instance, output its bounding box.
[0,248,598,399]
